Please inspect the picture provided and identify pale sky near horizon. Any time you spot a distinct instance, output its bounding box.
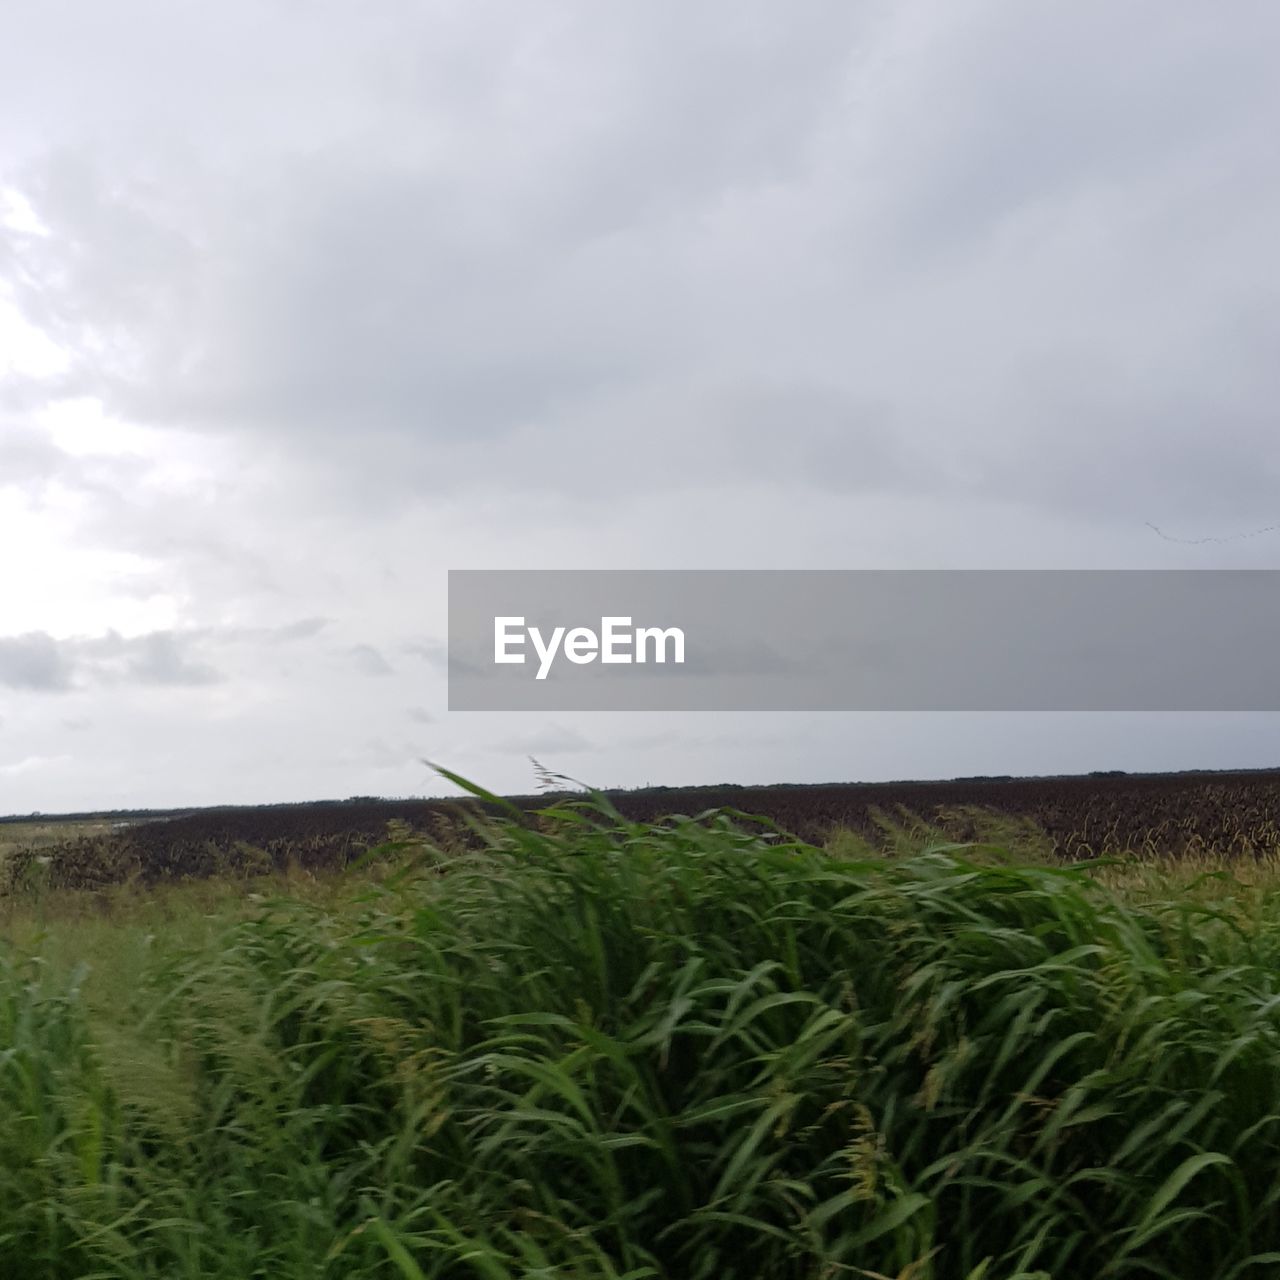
[2,1,1280,813]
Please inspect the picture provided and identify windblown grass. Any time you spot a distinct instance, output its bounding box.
[4,777,1280,1277]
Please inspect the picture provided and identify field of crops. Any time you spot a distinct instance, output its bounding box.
[5,768,1280,892]
[4,776,1280,1278]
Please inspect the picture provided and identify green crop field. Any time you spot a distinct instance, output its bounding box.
[4,775,1280,1278]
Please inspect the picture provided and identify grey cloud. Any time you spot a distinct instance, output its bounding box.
[0,633,74,690]
[407,706,436,725]
[864,5,1280,261]
[3,1,1277,530]
[273,376,944,507]
[198,617,330,646]
[976,354,1280,527]
[348,644,394,677]
[406,638,484,681]
[404,640,449,670]
[0,629,224,691]
[85,630,224,687]
[0,6,878,466]
[710,383,925,494]
[271,617,328,642]
[123,632,223,687]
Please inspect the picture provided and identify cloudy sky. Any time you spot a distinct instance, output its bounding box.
[2,0,1279,812]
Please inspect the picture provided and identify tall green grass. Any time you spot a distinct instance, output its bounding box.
[4,778,1280,1277]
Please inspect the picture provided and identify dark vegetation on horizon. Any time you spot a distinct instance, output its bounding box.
[7,769,1280,892]
[7,763,1280,826]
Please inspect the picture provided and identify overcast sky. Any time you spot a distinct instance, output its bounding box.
[2,0,1280,813]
